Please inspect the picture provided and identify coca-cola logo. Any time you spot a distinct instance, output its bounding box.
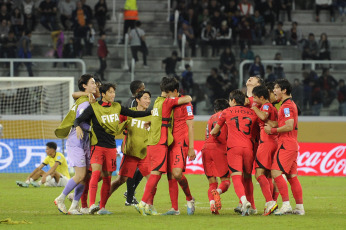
[186,150,204,172]
[297,145,346,176]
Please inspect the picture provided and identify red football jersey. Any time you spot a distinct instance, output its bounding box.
[218,106,258,149]
[259,102,278,142]
[247,96,261,143]
[248,96,261,109]
[172,100,194,143]
[277,98,298,150]
[205,111,227,145]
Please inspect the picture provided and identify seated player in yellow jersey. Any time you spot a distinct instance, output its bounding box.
[16,142,70,188]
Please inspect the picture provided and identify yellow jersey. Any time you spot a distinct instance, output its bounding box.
[42,152,70,179]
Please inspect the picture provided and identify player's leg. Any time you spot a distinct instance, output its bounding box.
[287,162,305,215]
[164,172,180,215]
[17,169,45,187]
[243,147,256,214]
[126,169,143,205]
[80,171,91,213]
[89,163,102,214]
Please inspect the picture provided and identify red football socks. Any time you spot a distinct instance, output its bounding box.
[274,175,289,202]
[100,176,111,209]
[257,175,273,202]
[208,182,218,201]
[288,176,303,204]
[267,177,274,196]
[142,174,161,204]
[244,177,256,209]
[218,180,231,194]
[81,177,90,208]
[168,179,179,210]
[231,175,245,200]
[178,175,193,201]
[89,170,101,206]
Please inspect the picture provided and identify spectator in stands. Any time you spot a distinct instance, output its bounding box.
[302,33,319,69]
[52,30,64,68]
[96,31,108,81]
[197,8,210,29]
[272,21,287,45]
[238,18,252,48]
[72,1,90,57]
[200,21,216,57]
[336,0,346,22]
[302,71,318,110]
[129,20,148,68]
[273,52,285,79]
[186,8,199,37]
[122,0,138,43]
[224,0,238,15]
[219,47,237,79]
[238,0,254,16]
[188,0,202,14]
[277,0,293,22]
[337,79,346,115]
[288,21,302,46]
[240,45,254,71]
[210,10,225,31]
[181,64,194,95]
[22,0,36,32]
[315,0,335,22]
[318,33,331,68]
[292,78,304,110]
[206,68,226,107]
[3,30,17,60]
[38,0,58,31]
[85,22,95,55]
[266,65,276,82]
[178,20,196,57]
[0,19,9,38]
[252,10,265,45]
[318,68,338,107]
[94,0,107,32]
[310,80,323,115]
[81,0,93,20]
[248,55,265,78]
[10,7,23,38]
[63,37,76,67]
[262,0,276,32]
[215,20,232,55]
[209,0,220,16]
[0,4,10,25]
[58,0,75,31]
[162,50,182,77]
[15,30,33,76]
[230,10,242,44]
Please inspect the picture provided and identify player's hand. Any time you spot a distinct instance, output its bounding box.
[264,123,272,134]
[88,93,96,103]
[144,121,151,130]
[188,148,196,161]
[76,126,84,139]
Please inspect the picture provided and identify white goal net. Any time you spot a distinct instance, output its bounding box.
[0,77,74,173]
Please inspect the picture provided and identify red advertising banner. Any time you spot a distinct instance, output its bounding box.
[185,141,346,176]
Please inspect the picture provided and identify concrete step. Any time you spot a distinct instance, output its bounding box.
[290,10,342,23]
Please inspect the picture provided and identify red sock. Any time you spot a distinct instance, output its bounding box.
[274,175,289,202]
[231,175,246,200]
[208,182,218,201]
[288,177,303,204]
[147,185,157,205]
[218,180,231,194]
[100,176,111,209]
[168,179,179,210]
[244,177,256,209]
[142,174,161,204]
[178,175,193,201]
[81,177,90,208]
[267,177,274,196]
[89,170,101,206]
[257,175,273,202]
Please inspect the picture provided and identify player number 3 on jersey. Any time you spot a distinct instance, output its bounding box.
[230,116,252,135]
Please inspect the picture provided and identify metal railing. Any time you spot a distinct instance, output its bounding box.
[112,0,117,22]
[131,58,135,82]
[0,58,86,77]
[123,34,129,70]
[117,12,123,44]
[167,0,171,22]
[173,10,179,46]
[179,34,186,70]
[239,60,346,89]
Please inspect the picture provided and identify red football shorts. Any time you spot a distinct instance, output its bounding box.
[168,140,188,172]
[202,145,229,178]
[90,146,117,172]
[227,146,254,174]
[119,155,150,178]
[255,141,278,170]
[271,144,298,175]
[147,144,168,173]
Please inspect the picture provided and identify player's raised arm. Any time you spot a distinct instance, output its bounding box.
[177,95,192,105]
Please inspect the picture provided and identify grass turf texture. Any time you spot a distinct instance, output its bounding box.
[1,174,345,230]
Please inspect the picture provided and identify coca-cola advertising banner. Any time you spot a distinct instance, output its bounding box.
[186,141,346,177]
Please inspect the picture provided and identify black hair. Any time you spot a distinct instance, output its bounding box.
[172,51,178,56]
[322,68,329,75]
[130,80,144,95]
[266,82,275,92]
[275,79,292,95]
[99,83,116,95]
[135,20,141,27]
[99,31,106,36]
[252,85,269,100]
[25,30,31,35]
[229,89,245,106]
[78,74,94,91]
[185,64,190,69]
[160,77,179,93]
[46,142,57,150]
[211,67,218,74]
[266,65,273,71]
[278,21,283,26]
[135,90,151,100]
[309,33,314,37]
[214,99,229,112]
[94,77,102,85]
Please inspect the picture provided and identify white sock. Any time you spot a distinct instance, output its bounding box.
[296,204,304,210]
[210,200,215,205]
[25,180,30,184]
[46,175,52,182]
[29,178,34,183]
[240,195,247,205]
[71,200,79,209]
[283,201,290,206]
[58,193,66,200]
[140,201,147,206]
[216,188,222,194]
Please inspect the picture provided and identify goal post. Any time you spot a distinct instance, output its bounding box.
[0,77,74,173]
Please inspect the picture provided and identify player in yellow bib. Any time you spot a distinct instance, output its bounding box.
[16,142,70,188]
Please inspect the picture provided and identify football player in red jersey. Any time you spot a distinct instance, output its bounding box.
[211,90,258,216]
[264,79,305,216]
[251,85,279,215]
[201,99,230,215]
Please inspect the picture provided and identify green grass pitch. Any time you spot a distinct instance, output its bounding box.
[1,174,345,230]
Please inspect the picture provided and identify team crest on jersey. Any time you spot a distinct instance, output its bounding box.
[263,105,269,110]
[186,106,193,116]
[284,108,290,117]
[57,156,61,160]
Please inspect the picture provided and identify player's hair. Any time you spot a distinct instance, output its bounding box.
[94,77,102,86]
[160,77,179,93]
[252,75,264,86]
[130,80,144,95]
[275,79,292,95]
[229,89,245,105]
[214,99,229,112]
[266,82,275,93]
[135,90,151,100]
[252,85,269,100]
[78,74,94,91]
[46,142,57,150]
[99,83,116,95]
